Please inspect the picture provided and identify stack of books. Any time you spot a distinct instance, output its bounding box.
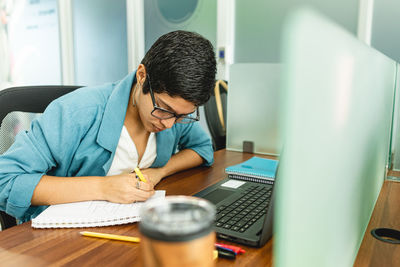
[225,156,279,184]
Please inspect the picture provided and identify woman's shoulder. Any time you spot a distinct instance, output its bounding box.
[47,82,116,115]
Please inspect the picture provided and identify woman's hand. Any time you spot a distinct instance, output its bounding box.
[140,168,166,186]
[101,173,155,203]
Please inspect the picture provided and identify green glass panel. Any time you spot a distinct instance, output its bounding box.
[390,65,400,171]
[226,63,281,155]
[275,8,396,267]
[234,0,359,63]
[371,0,400,63]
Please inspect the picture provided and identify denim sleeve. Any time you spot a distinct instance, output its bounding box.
[177,122,214,166]
[0,101,97,222]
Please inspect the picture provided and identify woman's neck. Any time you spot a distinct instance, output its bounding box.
[124,83,148,136]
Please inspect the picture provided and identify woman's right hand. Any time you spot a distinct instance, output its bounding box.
[101,173,155,203]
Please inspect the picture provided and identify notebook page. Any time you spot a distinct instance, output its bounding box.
[32,190,165,228]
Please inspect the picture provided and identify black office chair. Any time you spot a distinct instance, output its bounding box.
[0,85,82,230]
[204,80,228,151]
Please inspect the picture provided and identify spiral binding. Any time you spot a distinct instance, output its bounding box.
[227,174,274,184]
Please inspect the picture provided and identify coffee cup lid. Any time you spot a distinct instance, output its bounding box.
[139,196,216,242]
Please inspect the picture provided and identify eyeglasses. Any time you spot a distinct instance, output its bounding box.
[147,75,200,124]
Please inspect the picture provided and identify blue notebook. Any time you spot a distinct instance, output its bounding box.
[225,157,279,184]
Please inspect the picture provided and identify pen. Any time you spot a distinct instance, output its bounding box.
[213,250,218,260]
[216,246,236,260]
[215,243,246,254]
[134,167,147,183]
[80,231,141,243]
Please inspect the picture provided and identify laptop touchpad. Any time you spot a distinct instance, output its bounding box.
[202,188,236,205]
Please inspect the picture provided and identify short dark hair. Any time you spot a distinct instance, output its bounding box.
[140,30,216,106]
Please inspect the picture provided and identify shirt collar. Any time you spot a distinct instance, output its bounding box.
[97,71,136,152]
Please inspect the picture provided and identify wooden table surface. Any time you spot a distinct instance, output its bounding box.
[0,150,274,267]
[354,180,400,267]
[1,149,399,266]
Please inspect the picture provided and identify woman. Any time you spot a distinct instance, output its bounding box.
[0,30,216,222]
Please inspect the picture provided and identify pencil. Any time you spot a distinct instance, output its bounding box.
[80,231,141,243]
[134,167,147,183]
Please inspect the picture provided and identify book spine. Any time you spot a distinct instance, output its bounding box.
[227,174,274,185]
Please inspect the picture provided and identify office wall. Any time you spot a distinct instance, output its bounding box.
[234,0,359,63]
[72,0,128,86]
[5,0,62,85]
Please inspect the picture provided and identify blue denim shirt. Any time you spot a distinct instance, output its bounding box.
[0,72,214,222]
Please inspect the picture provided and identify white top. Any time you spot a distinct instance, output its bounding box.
[107,126,157,176]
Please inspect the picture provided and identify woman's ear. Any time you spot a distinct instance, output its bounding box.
[136,64,147,85]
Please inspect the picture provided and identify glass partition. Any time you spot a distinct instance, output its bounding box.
[226,63,281,155]
[370,1,400,173]
[370,0,400,63]
[275,8,397,267]
[389,64,400,173]
[234,0,359,63]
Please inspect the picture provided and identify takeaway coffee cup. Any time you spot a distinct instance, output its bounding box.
[139,196,216,267]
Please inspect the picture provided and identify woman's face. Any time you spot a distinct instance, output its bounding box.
[137,87,196,133]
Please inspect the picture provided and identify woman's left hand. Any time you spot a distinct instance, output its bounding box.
[139,168,166,186]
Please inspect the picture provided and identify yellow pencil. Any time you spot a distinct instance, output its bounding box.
[80,231,140,243]
[134,167,147,183]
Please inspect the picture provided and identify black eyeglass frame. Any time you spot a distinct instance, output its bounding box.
[146,75,200,123]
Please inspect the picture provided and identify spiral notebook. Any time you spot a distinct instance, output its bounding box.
[225,157,278,184]
[31,190,165,228]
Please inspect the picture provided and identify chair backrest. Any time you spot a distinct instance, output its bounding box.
[0,85,82,230]
[204,80,228,151]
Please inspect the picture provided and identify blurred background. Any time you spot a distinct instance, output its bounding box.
[1,0,398,88]
[1,0,400,159]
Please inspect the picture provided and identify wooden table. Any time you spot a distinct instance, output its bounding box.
[1,149,398,266]
[354,179,400,266]
[0,150,273,266]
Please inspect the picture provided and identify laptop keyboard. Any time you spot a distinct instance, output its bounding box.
[215,185,272,233]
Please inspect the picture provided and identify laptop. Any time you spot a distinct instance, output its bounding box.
[194,170,276,247]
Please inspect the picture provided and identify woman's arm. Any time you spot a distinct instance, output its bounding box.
[31,173,154,206]
[141,122,215,185]
[141,149,203,185]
